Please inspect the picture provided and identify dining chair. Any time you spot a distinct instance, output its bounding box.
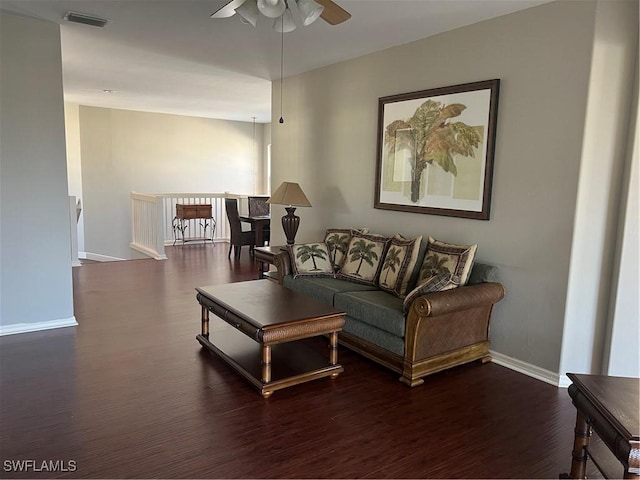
[224,198,254,258]
[248,196,270,217]
[248,196,270,245]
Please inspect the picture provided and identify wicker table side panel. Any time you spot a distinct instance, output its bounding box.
[259,316,345,345]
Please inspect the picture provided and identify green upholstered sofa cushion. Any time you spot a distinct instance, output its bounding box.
[342,316,404,356]
[282,275,377,305]
[468,262,499,285]
[334,290,405,338]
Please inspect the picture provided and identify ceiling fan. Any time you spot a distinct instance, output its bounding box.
[211,0,351,32]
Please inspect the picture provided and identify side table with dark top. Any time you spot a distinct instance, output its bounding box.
[173,204,215,246]
[563,373,639,479]
[254,245,287,281]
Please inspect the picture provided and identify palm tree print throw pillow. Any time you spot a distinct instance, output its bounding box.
[338,233,390,286]
[417,237,477,286]
[288,243,334,277]
[324,228,369,272]
[378,235,423,298]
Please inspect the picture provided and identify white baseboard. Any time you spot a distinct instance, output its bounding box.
[490,350,564,387]
[558,374,572,388]
[0,317,78,336]
[79,251,126,262]
[72,260,82,267]
[130,243,168,260]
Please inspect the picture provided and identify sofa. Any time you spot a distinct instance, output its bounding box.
[270,229,506,386]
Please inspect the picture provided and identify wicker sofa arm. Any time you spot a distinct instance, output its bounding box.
[272,249,292,283]
[401,281,505,386]
[409,283,506,317]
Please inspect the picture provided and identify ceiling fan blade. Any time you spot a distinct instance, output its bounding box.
[315,0,351,25]
[211,0,246,18]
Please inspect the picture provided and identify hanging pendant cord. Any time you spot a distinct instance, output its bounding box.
[252,116,257,192]
[279,15,284,124]
[252,116,256,157]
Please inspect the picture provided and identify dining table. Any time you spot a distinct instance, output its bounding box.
[239,215,270,247]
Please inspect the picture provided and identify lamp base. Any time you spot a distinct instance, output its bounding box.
[282,207,299,245]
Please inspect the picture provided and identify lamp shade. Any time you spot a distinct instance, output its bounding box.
[236,0,259,26]
[273,7,296,32]
[297,0,324,26]
[257,0,286,18]
[267,182,312,207]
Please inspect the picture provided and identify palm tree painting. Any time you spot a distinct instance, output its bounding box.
[325,233,349,267]
[385,100,482,203]
[296,244,328,271]
[347,239,380,277]
[420,253,451,281]
[380,247,402,286]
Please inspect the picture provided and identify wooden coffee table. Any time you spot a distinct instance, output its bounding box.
[196,280,345,398]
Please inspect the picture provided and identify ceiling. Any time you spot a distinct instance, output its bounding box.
[1,0,551,123]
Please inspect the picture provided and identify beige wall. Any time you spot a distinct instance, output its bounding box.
[270,0,635,374]
[65,103,85,253]
[79,106,268,259]
[560,0,639,379]
[260,123,273,194]
[605,72,639,377]
[1,13,74,330]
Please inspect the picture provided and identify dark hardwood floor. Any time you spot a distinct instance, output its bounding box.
[0,244,595,479]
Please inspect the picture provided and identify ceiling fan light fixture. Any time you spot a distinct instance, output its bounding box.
[211,0,247,18]
[296,0,323,26]
[236,0,259,26]
[273,7,296,32]
[257,0,286,18]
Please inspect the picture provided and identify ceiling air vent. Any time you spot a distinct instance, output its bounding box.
[63,11,108,28]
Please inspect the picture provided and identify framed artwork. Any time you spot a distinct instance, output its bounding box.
[374,79,500,220]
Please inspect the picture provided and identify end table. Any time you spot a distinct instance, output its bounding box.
[563,373,639,479]
[254,245,287,282]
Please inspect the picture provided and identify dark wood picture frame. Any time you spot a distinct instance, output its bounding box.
[374,79,500,220]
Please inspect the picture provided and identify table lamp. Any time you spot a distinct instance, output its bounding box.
[267,182,311,245]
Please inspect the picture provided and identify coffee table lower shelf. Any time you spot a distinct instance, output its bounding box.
[197,319,343,398]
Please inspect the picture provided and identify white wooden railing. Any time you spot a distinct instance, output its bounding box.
[130,192,249,260]
[131,193,167,260]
